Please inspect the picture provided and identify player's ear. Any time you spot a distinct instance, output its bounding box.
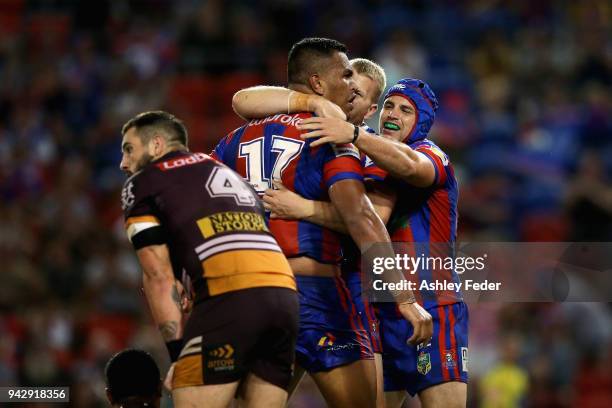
[364,103,378,121]
[105,388,115,405]
[309,74,325,96]
[151,134,165,156]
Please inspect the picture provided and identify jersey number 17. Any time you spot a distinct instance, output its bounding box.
[239,136,304,194]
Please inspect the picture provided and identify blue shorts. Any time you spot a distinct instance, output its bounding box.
[295,275,373,373]
[377,301,469,396]
[342,270,383,353]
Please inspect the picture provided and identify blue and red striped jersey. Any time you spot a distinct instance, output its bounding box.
[364,138,461,307]
[212,112,363,264]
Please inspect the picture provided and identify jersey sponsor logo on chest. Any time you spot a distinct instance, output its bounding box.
[197,211,268,238]
[157,152,209,171]
[248,114,303,127]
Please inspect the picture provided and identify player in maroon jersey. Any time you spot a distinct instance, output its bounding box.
[119,111,299,407]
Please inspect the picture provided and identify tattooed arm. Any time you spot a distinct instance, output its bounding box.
[136,244,184,360]
[158,283,182,340]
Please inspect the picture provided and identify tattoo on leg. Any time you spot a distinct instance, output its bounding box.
[159,321,179,341]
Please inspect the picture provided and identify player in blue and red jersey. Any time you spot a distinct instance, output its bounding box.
[213,39,432,408]
[297,78,467,408]
[231,58,395,408]
[212,111,360,265]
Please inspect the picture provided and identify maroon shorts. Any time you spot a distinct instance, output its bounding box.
[173,287,299,390]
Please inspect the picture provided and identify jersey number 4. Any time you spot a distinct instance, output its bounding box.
[206,167,257,206]
[239,136,304,193]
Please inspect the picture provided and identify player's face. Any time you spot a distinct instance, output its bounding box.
[347,72,379,125]
[120,128,154,176]
[379,95,417,142]
[319,51,356,116]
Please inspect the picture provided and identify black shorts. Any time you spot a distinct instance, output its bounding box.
[173,287,299,390]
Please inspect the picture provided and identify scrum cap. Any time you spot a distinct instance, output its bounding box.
[383,78,438,144]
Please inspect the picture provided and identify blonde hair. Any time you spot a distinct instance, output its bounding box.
[350,58,387,103]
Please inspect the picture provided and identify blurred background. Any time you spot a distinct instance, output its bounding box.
[0,0,610,406]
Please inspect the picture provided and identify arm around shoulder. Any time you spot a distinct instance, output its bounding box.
[356,130,436,187]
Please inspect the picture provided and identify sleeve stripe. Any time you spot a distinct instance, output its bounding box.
[127,221,161,242]
[364,165,387,179]
[418,150,447,186]
[125,215,160,228]
[421,152,440,184]
[364,174,386,182]
[332,144,360,159]
[326,172,363,189]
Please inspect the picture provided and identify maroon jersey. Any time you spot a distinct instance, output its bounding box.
[121,150,295,301]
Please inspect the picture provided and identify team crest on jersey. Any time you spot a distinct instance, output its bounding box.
[121,181,135,210]
[332,143,360,160]
[417,351,431,375]
[443,349,457,369]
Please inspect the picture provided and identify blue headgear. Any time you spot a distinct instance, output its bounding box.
[383,78,439,144]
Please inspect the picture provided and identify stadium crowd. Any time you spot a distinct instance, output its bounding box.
[0,0,610,406]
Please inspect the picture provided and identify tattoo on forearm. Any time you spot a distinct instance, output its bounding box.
[159,321,179,341]
[171,283,181,310]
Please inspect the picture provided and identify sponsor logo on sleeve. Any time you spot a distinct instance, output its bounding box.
[332,143,360,159]
[428,145,449,166]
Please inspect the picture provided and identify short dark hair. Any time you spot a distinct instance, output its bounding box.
[122,110,188,147]
[287,37,348,86]
[105,349,161,407]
